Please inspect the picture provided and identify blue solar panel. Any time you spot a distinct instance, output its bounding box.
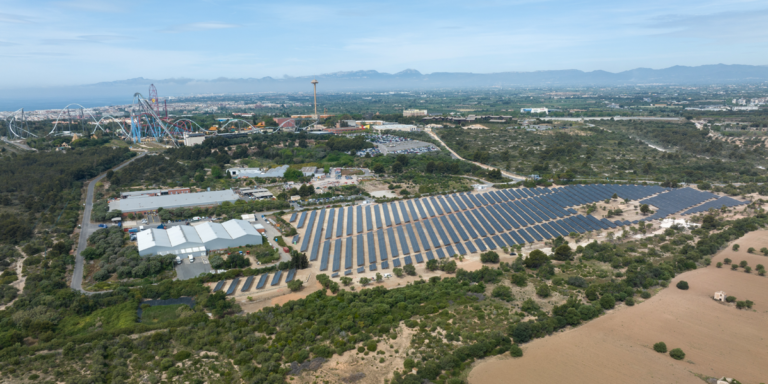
[440,216,460,243]
[377,229,389,261]
[436,248,446,259]
[289,212,297,222]
[501,232,516,246]
[415,222,432,250]
[438,196,452,213]
[460,194,475,209]
[404,255,413,265]
[423,220,441,247]
[320,241,331,271]
[365,205,373,231]
[367,232,376,263]
[483,237,497,250]
[387,227,399,258]
[432,218,451,246]
[510,231,525,245]
[455,242,467,255]
[381,260,389,269]
[681,196,748,215]
[414,253,424,263]
[336,208,344,237]
[383,204,392,227]
[285,269,296,283]
[309,210,326,260]
[213,280,225,292]
[347,207,354,236]
[393,258,401,267]
[478,207,504,232]
[296,212,307,228]
[518,229,535,243]
[430,197,443,215]
[425,251,435,260]
[399,201,411,223]
[397,226,410,255]
[374,205,383,229]
[529,225,548,240]
[446,195,461,211]
[300,210,316,252]
[271,271,282,286]
[475,238,487,251]
[356,206,363,233]
[492,235,505,247]
[464,241,477,253]
[356,234,365,266]
[391,203,401,225]
[416,199,429,218]
[457,212,478,238]
[469,194,483,207]
[256,274,268,289]
[345,237,353,269]
[370,264,377,271]
[452,194,467,210]
[423,198,436,217]
[345,270,352,276]
[357,267,365,273]
[448,214,469,241]
[325,208,335,239]
[240,275,253,292]
[406,224,420,252]
[407,200,421,221]
[445,245,456,257]
[487,205,513,231]
[468,209,495,235]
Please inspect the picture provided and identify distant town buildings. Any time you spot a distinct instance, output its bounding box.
[403,109,428,117]
[227,165,290,179]
[520,108,549,114]
[373,124,418,132]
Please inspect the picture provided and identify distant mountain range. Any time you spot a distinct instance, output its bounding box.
[3,64,768,111]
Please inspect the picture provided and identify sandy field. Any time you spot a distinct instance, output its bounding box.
[469,230,768,384]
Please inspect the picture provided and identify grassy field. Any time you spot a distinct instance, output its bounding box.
[57,301,138,336]
[140,304,186,325]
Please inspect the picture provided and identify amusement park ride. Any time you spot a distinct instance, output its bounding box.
[3,85,260,147]
[4,81,321,146]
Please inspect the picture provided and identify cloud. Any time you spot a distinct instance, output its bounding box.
[160,22,239,33]
[0,12,34,24]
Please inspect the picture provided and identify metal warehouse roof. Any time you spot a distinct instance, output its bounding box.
[137,219,263,256]
[227,165,289,179]
[109,190,239,212]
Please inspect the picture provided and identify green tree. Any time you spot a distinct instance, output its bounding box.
[372,164,386,174]
[509,344,523,357]
[426,259,438,271]
[403,264,416,276]
[536,284,551,298]
[732,244,740,251]
[653,342,667,353]
[480,251,500,263]
[492,285,513,301]
[639,204,651,214]
[287,280,303,291]
[599,294,616,309]
[393,267,404,278]
[552,244,573,261]
[676,280,689,290]
[391,162,404,173]
[524,250,549,269]
[669,348,685,360]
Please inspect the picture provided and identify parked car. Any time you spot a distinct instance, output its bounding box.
[188,255,194,263]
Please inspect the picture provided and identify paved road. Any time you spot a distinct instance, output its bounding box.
[71,153,145,293]
[424,129,525,181]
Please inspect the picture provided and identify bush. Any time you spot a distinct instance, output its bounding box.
[669,348,685,360]
[731,264,738,271]
[736,301,747,309]
[653,342,667,353]
[716,262,722,268]
[739,260,748,268]
[640,291,651,299]
[625,297,635,306]
[403,264,416,276]
[732,244,740,251]
[492,285,513,302]
[287,280,303,292]
[566,276,587,288]
[480,251,500,263]
[393,267,404,278]
[676,281,689,290]
[173,351,192,361]
[509,344,523,357]
[726,296,737,303]
[599,294,616,310]
[748,247,756,254]
[536,284,551,298]
[366,340,378,352]
[524,250,549,269]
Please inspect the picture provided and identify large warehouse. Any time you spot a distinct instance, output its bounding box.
[137,219,263,257]
[109,189,240,215]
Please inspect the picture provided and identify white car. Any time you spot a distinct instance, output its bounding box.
[188,255,194,263]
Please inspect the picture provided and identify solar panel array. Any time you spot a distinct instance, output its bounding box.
[681,196,749,216]
[292,184,739,277]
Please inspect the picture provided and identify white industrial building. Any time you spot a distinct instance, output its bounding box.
[137,219,263,257]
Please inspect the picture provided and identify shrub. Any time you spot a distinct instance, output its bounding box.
[403,264,416,276]
[669,348,685,360]
[403,358,415,371]
[724,258,732,265]
[716,262,722,268]
[640,291,651,299]
[536,284,551,298]
[726,296,737,303]
[566,276,587,288]
[510,273,528,287]
[492,285,513,302]
[366,340,378,352]
[761,247,768,256]
[523,250,549,269]
[739,260,748,268]
[736,301,747,309]
[746,300,754,309]
[599,294,616,310]
[625,297,635,306]
[173,351,192,361]
[509,344,523,357]
[731,264,738,271]
[732,244,740,251]
[480,251,500,263]
[744,266,752,273]
[748,247,756,254]
[653,342,667,353]
[393,267,404,278]
[287,280,303,292]
[675,281,689,290]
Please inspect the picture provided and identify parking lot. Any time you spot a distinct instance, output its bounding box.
[175,255,212,280]
[375,139,438,155]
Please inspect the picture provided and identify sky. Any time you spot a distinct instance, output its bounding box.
[1,0,767,88]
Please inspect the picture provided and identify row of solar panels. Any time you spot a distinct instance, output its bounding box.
[212,269,297,295]
[312,212,624,272]
[681,196,748,216]
[641,188,718,221]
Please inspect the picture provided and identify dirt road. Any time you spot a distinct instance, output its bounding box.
[424,129,525,181]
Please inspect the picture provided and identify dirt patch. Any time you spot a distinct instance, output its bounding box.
[469,230,768,384]
[292,323,416,384]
